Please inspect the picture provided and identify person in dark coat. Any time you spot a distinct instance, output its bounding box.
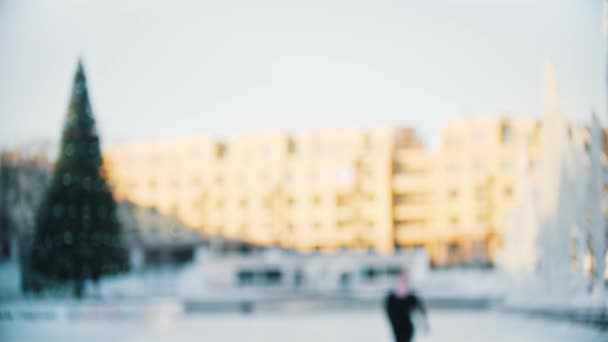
[384,271,429,342]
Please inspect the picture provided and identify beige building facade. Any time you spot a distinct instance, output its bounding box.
[103,118,598,266]
[104,128,423,255]
[430,117,542,265]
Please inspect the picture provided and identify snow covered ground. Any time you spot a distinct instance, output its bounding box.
[1,309,606,342]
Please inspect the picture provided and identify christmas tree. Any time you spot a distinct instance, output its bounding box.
[29,60,129,298]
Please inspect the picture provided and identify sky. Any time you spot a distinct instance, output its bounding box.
[0,0,605,151]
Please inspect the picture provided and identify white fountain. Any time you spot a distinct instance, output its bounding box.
[500,61,607,310]
[588,113,606,301]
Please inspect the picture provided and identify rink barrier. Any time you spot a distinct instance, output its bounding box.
[502,306,608,330]
[0,300,182,322]
[182,294,497,314]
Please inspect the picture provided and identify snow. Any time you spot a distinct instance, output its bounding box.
[0,261,21,299]
[1,309,605,342]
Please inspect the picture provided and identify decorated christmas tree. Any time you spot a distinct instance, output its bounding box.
[29,60,129,297]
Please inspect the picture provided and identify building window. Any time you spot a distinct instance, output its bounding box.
[529,159,538,171]
[260,171,272,182]
[335,166,354,185]
[445,135,458,148]
[474,131,488,144]
[475,186,487,200]
[501,125,513,143]
[217,144,227,158]
[191,149,203,160]
[237,270,255,286]
[362,267,378,281]
[286,171,294,183]
[287,196,295,206]
[336,221,350,229]
[310,170,321,182]
[473,160,486,173]
[449,216,460,226]
[448,188,459,199]
[263,269,282,285]
[387,267,402,277]
[393,164,403,173]
[446,162,459,174]
[288,139,298,155]
[336,194,353,206]
[263,197,272,209]
[394,193,430,204]
[395,219,427,228]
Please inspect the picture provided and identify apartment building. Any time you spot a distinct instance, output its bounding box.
[103,138,223,229]
[431,117,541,265]
[431,116,598,266]
[103,118,599,266]
[104,128,424,254]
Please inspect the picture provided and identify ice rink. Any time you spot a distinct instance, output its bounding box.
[1,309,606,342]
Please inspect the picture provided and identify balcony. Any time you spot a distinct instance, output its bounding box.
[394,225,432,244]
[393,204,431,220]
[394,150,431,165]
[335,206,357,221]
[392,174,432,191]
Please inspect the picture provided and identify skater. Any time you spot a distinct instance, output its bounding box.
[384,271,429,342]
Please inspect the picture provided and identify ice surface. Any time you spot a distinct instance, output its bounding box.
[1,309,605,342]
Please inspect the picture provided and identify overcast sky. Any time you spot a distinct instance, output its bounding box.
[0,0,604,150]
